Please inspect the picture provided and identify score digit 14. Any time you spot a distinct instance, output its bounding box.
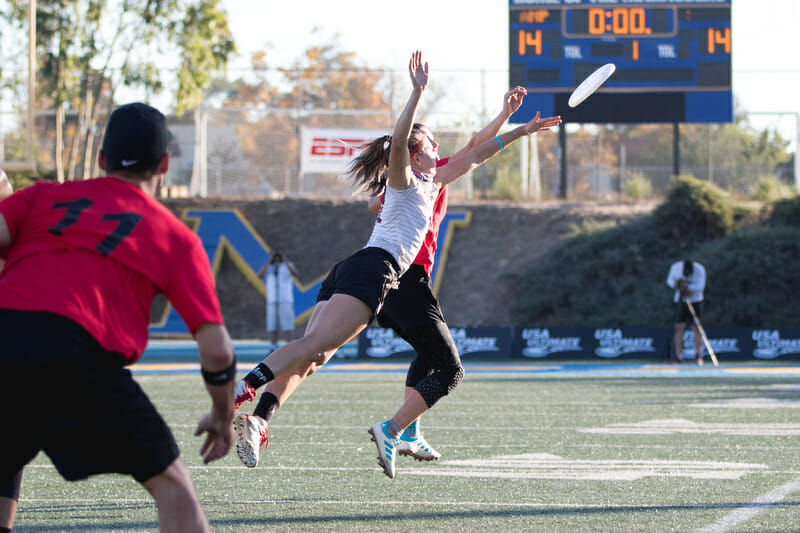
[518,30,542,56]
[707,28,731,54]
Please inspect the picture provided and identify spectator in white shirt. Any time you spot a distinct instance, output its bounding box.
[667,259,707,365]
[257,252,298,348]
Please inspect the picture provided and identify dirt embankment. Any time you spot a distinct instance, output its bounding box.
[161,198,655,339]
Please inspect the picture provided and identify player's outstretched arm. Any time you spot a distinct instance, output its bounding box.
[388,51,429,191]
[193,322,236,464]
[450,86,527,161]
[436,111,561,187]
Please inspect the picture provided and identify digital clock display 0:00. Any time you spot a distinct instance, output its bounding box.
[566,7,674,38]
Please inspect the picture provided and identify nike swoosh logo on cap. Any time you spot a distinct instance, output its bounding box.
[121,159,138,166]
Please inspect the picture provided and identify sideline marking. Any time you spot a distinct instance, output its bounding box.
[581,419,800,436]
[765,384,800,391]
[405,453,765,481]
[11,495,752,510]
[691,397,800,409]
[130,361,800,378]
[695,477,800,533]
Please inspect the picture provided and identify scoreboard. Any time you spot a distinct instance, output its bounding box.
[509,0,732,124]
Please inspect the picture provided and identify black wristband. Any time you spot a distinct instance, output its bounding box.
[201,355,237,385]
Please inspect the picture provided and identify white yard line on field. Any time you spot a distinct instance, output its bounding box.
[695,477,800,533]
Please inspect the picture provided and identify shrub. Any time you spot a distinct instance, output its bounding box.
[652,175,736,243]
[750,174,795,202]
[623,171,653,201]
[767,196,800,226]
[702,225,800,326]
[567,218,619,237]
[509,219,683,327]
[509,179,792,328]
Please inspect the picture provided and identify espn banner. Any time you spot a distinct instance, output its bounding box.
[300,127,387,174]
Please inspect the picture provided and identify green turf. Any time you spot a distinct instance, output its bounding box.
[13,370,800,532]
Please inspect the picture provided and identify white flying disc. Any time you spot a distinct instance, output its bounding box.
[568,63,616,108]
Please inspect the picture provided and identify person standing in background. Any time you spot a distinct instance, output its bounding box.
[258,251,299,349]
[667,259,707,365]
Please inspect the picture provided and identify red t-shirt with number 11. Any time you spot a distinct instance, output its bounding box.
[0,177,224,363]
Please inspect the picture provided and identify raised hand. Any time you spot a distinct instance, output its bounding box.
[503,86,528,116]
[524,111,562,134]
[408,50,429,91]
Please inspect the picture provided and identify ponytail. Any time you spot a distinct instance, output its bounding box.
[346,134,392,196]
[346,125,428,195]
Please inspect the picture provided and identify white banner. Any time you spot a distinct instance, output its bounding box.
[300,127,387,174]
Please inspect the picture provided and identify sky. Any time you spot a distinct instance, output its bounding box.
[219,0,800,145]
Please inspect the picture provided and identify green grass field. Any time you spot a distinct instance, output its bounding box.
[12,365,800,532]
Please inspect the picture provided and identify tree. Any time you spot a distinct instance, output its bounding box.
[8,0,235,181]
[175,0,236,116]
[215,32,420,194]
[602,117,792,196]
[222,29,396,113]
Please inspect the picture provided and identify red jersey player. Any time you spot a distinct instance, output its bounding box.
[0,103,235,533]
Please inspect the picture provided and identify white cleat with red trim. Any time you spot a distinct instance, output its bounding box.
[233,414,268,468]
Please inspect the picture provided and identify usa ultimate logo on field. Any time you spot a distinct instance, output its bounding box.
[752,329,800,359]
[594,328,659,358]
[359,327,511,360]
[518,328,585,358]
[362,328,414,358]
[681,330,743,358]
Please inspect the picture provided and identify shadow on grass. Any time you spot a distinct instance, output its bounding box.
[15,500,800,531]
[14,502,157,532]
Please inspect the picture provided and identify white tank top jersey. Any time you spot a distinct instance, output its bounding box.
[265,262,294,303]
[365,170,439,274]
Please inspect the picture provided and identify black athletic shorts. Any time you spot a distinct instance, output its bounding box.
[377,264,446,331]
[0,310,179,485]
[0,469,22,500]
[674,300,703,325]
[316,247,401,314]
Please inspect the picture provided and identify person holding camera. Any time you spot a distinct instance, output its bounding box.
[667,259,707,365]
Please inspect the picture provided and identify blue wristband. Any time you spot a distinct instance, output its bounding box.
[494,136,504,151]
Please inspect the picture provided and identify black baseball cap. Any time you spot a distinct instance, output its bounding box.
[101,102,172,173]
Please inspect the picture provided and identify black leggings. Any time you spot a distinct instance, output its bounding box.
[377,266,464,407]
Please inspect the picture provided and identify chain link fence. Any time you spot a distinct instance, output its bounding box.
[160,109,797,201]
[1,66,795,200]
